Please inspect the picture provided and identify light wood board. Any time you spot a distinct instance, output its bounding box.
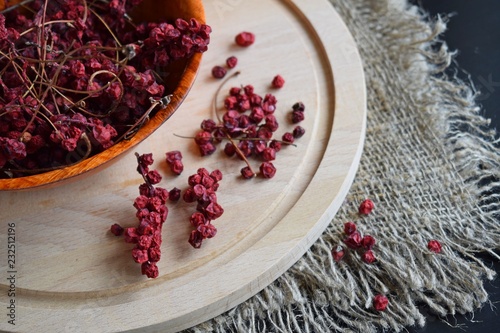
[0,0,366,332]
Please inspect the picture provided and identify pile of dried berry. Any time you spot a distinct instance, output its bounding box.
[110,29,311,278]
[0,0,211,178]
[111,151,224,278]
[193,31,307,179]
[331,199,444,312]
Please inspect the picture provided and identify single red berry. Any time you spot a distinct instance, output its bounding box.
[344,222,357,235]
[146,170,162,185]
[362,250,376,264]
[201,119,217,132]
[282,132,294,144]
[427,240,442,253]
[269,140,282,152]
[194,130,213,145]
[241,166,255,179]
[373,295,389,311]
[343,231,362,249]
[226,56,238,68]
[331,245,345,262]
[260,162,276,179]
[292,110,305,123]
[224,142,236,157]
[235,32,255,46]
[188,230,204,248]
[210,169,223,182]
[141,262,159,279]
[169,187,181,201]
[124,228,139,244]
[361,235,376,250]
[271,75,285,88]
[212,65,227,79]
[359,199,375,215]
[110,223,124,236]
[132,248,149,264]
[198,142,216,156]
[165,150,183,163]
[293,126,305,138]
[170,160,184,175]
[262,147,276,161]
[292,102,305,112]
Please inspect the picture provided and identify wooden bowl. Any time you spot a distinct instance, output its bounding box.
[0,0,206,191]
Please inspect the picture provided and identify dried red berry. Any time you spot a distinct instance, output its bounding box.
[235,31,255,46]
[262,147,276,161]
[292,110,305,124]
[226,56,238,68]
[141,262,159,279]
[344,222,357,235]
[165,150,182,163]
[359,199,375,215]
[169,187,181,201]
[146,170,162,185]
[271,75,285,88]
[282,132,294,144]
[212,66,227,79]
[110,224,124,236]
[260,162,276,179]
[373,295,389,311]
[293,126,305,138]
[223,142,236,157]
[331,245,345,262]
[361,235,376,250]
[201,119,217,132]
[241,166,255,179]
[362,250,376,264]
[344,231,362,249]
[292,102,305,112]
[269,140,282,152]
[427,240,442,253]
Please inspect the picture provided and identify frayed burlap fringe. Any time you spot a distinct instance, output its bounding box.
[187,0,500,332]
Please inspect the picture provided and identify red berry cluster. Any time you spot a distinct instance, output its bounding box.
[331,199,378,264]
[0,0,211,177]
[194,84,305,179]
[342,222,377,264]
[182,168,224,248]
[112,153,169,278]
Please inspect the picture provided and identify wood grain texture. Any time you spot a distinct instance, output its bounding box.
[0,0,205,191]
[0,0,366,332]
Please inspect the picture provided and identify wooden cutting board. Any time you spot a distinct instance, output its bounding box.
[0,0,366,332]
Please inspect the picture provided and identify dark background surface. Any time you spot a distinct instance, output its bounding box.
[408,1,500,333]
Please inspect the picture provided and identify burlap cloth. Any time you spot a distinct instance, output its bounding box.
[187,0,500,331]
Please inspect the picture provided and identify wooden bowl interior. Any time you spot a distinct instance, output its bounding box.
[0,0,205,191]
